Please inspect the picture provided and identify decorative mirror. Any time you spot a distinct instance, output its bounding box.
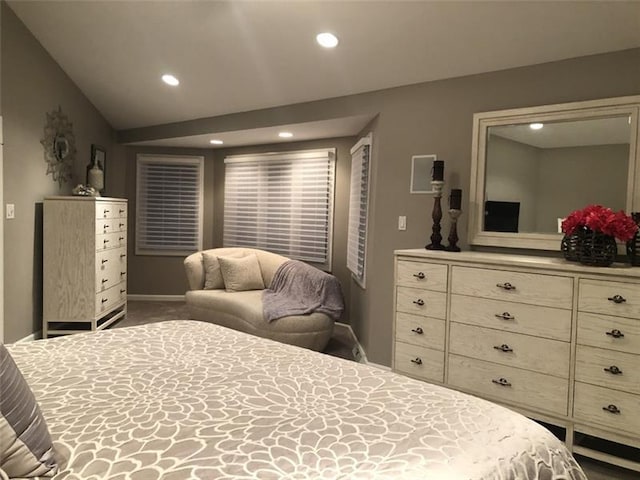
[40,106,77,187]
[468,96,640,250]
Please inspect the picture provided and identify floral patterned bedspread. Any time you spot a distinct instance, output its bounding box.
[8,320,586,479]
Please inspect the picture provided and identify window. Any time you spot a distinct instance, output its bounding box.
[347,134,372,286]
[136,154,204,255]
[223,149,335,269]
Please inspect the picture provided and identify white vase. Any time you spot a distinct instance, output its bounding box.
[88,164,104,192]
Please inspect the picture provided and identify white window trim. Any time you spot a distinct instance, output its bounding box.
[223,148,336,270]
[347,134,372,288]
[135,154,204,256]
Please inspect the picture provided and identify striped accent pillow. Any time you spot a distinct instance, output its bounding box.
[0,343,57,478]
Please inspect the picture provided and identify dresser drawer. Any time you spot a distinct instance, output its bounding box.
[396,261,447,291]
[577,312,640,355]
[395,312,445,351]
[95,247,127,293]
[574,382,640,436]
[396,287,447,319]
[575,345,640,395]
[449,323,570,377]
[95,283,126,316]
[450,294,571,341]
[579,279,640,320]
[394,342,444,383]
[448,354,568,416]
[451,266,573,309]
[96,232,127,251]
[96,202,127,220]
[95,217,127,235]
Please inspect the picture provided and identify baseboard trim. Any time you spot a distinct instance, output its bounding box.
[16,331,41,343]
[127,294,185,302]
[335,321,368,364]
[366,362,391,371]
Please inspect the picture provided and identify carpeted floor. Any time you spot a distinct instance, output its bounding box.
[116,300,638,480]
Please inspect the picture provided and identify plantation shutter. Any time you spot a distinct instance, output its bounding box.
[136,155,204,255]
[223,149,335,269]
[347,134,372,286]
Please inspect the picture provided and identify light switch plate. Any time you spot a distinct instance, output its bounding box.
[6,204,15,219]
[398,215,406,230]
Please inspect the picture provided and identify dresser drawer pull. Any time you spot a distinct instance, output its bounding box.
[119,209,125,214]
[410,357,423,365]
[493,344,513,353]
[103,209,110,216]
[496,282,516,291]
[119,223,125,228]
[120,271,126,276]
[101,278,108,284]
[101,259,108,264]
[413,299,425,306]
[103,239,109,245]
[606,329,625,339]
[495,312,515,320]
[602,404,621,414]
[604,365,623,375]
[413,272,426,280]
[120,289,126,294]
[119,237,124,241]
[492,377,512,387]
[411,327,424,334]
[607,295,627,304]
[120,254,126,259]
[101,298,108,304]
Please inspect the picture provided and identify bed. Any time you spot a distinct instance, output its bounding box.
[5,320,586,479]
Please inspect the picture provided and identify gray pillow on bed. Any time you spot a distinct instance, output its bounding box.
[0,343,57,478]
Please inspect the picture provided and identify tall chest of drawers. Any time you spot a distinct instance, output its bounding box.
[393,249,640,470]
[43,197,128,337]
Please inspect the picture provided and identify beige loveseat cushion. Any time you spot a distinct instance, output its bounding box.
[218,254,265,291]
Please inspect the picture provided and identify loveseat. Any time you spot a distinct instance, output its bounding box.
[183,247,336,351]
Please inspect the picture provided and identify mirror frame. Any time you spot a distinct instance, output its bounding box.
[468,95,640,251]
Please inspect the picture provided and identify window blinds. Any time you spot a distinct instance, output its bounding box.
[136,155,203,255]
[347,135,372,285]
[224,149,335,268]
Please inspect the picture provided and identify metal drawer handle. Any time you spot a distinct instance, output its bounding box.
[413,299,425,306]
[120,289,126,294]
[103,239,110,244]
[413,272,425,280]
[602,404,621,414]
[101,298,108,304]
[411,327,424,334]
[101,278,108,284]
[496,282,516,291]
[119,223,125,228]
[120,271,126,276]
[101,259,108,264]
[119,237,124,241]
[492,377,511,387]
[119,209,125,214]
[495,312,515,320]
[608,295,627,304]
[604,365,623,375]
[120,254,126,259]
[104,209,110,214]
[410,357,423,365]
[493,344,513,353]
[606,329,625,339]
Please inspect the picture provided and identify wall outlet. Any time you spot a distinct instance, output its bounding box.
[6,204,15,219]
[398,215,406,231]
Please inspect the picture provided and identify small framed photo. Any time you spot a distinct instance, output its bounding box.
[410,154,437,193]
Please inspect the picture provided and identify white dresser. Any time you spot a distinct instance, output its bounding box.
[43,196,128,337]
[393,249,640,470]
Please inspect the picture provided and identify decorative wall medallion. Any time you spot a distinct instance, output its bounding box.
[40,106,77,187]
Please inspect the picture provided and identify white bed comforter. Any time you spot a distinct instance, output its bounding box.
[8,320,586,480]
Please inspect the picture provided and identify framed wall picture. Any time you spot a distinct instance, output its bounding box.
[410,154,437,193]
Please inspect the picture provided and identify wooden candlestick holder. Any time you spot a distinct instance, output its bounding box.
[445,209,462,252]
[426,181,446,250]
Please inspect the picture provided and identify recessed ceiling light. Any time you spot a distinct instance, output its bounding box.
[529,123,544,130]
[316,32,339,48]
[278,132,293,138]
[209,139,223,145]
[161,74,180,86]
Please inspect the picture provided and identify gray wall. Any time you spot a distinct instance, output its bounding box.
[119,48,640,366]
[1,3,115,342]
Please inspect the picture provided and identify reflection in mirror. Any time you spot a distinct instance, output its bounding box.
[485,116,630,234]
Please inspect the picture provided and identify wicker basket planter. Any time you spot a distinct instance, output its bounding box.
[576,228,617,267]
[626,212,640,266]
[561,233,580,262]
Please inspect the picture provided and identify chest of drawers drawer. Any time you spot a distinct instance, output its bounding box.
[96,232,127,251]
[578,279,640,320]
[448,354,569,416]
[577,312,640,354]
[574,382,640,436]
[394,343,444,383]
[449,323,570,377]
[95,247,127,292]
[396,286,447,319]
[451,266,573,309]
[95,283,126,316]
[450,294,571,341]
[396,261,447,291]
[96,202,127,220]
[575,345,640,395]
[95,218,127,235]
[395,312,445,351]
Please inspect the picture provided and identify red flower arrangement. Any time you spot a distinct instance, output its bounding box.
[561,205,638,242]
